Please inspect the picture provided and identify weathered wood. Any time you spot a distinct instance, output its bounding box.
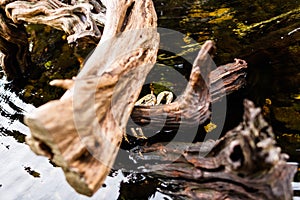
[3,0,247,197]
[132,100,297,200]
[20,0,249,196]
[25,0,159,196]
[131,58,247,128]
[0,1,295,199]
[0,0,106,80]
[4,0,104,43]
[131,40,213,129]
[0,8,31,80]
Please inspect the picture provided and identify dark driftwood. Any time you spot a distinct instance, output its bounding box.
[25,0,159,196]
[131,58,247,128]
[132,100,297,200]
[0,8,31,80]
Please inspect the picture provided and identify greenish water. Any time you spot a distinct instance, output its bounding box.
[0,0,299,199]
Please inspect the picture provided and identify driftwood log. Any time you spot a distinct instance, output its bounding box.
[131,57,247,129]
[24,0,159,196]
[132,100,297,200]
[0,0,248,196]
[1,0,294,199]
[10,0,248,197]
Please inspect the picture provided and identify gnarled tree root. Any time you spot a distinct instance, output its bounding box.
[132,100,297,200]
[24,0,159,196]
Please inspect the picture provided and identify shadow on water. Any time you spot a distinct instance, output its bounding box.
[0,0,299,199]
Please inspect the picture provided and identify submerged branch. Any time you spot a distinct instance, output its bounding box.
[133,100,297,200]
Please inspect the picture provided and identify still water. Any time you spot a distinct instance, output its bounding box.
[0,0,299,199]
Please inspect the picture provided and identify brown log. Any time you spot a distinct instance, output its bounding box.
[131,58,247,128]
[24,0,159,196]
[132,100,297,200]
[209,58,247,102]
[131,40,213,129]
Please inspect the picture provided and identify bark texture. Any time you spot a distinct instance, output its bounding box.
[132,100,297,200]
[25,0,159,196]
[4,0,104,43]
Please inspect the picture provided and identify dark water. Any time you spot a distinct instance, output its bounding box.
[0,0,299,199]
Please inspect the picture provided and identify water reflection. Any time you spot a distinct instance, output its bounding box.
[0,78,169,199]
[0,79,92,199]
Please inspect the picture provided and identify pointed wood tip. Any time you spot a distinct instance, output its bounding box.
[49,79,74,89]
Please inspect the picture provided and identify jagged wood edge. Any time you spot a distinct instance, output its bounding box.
[132,100,297,200]
[131,57,247,128]
[24,0,159,196]
[4,0,104,43]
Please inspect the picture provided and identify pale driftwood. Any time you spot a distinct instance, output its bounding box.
[24,0,159,196]
[132,100,297,200]
[2,0,249,197]
[4,0,104,43]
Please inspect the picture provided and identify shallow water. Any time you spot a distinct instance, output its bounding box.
[0,77,174,199]
[0,0,299,199]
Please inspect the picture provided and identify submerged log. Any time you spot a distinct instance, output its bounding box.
[25,0,159,196]
[132,100,297,200]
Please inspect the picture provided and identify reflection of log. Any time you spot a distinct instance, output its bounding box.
[25,0,159,196]
[132,100,297,200]
[0,8,31,81]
